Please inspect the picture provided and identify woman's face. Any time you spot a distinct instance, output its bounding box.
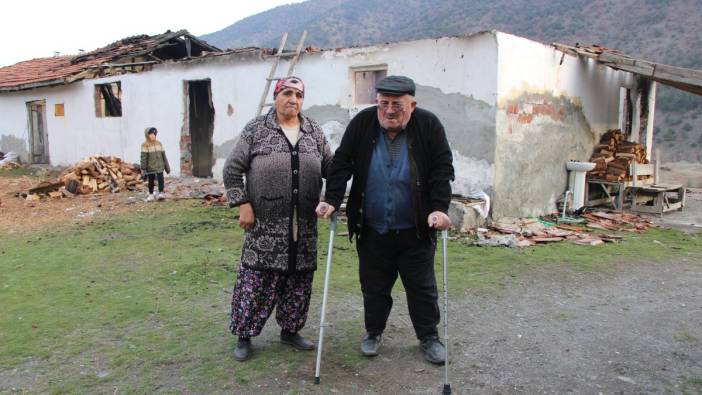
[274,88,304,120]
[148,133,157,141]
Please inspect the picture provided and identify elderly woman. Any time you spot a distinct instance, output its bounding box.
[223,76,332,361]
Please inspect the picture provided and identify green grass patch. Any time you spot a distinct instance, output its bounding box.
[1,201,700,392]
[683,377,702,395]
[0,166,39,177]
[673,331,699,343]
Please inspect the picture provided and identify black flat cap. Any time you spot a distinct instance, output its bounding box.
[375,75,416,96]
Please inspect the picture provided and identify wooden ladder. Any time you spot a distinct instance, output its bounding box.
[256,31,308,116]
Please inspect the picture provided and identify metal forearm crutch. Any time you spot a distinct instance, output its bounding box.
[441,229,452,395]
[314,213,337,385]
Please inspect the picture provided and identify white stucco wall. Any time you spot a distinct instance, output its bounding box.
[291,33,499,195]
[0,90,37,161]
[492,32,634,218]
[295,33,498,108]
[4,31,642,218]
[1,34,500,194]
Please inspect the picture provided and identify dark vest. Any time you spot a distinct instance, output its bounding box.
[363,130,415,233]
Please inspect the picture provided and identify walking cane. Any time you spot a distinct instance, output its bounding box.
[440,228,452,395]
[314,213,337,384]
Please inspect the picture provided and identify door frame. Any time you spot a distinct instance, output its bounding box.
[26,99,50,164]
[182,79,214,177]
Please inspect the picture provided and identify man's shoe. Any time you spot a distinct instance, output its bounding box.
[280,331,314,350]
[360,333,382,357]
[234,337,252,361]
[145,193,155,202]
[420,337,446,365]
[157,192,166,201]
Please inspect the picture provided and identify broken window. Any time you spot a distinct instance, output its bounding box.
[95,82,122,117]
[353,67,387,105]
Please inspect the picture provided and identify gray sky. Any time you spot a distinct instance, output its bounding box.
[0,0,306,67]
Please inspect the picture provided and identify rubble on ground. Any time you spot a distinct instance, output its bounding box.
[449,194,490,231]
[167,177,226,205]
[0,151,22,169]
[473,210,652,248]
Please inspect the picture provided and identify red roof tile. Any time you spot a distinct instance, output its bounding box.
[0,30,220,92]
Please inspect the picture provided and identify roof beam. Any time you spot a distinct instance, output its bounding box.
[553,42,702,97]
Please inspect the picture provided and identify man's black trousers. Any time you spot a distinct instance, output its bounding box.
[356,227,440,340]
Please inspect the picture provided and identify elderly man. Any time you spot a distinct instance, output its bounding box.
[316,75,454,364]
[224,76,332,361]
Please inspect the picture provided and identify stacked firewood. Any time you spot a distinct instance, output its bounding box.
[58,156,142,194]
[588,129,649,182]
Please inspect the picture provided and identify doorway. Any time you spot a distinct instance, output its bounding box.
[186,80,214,177]
[27,100,49,164]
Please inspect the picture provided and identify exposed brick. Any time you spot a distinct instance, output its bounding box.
[517,113,534,124]
[180,135,193,176]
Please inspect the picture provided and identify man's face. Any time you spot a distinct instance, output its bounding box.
[376,93,416,132]
[275,88,304,119]
[148,133,157,142]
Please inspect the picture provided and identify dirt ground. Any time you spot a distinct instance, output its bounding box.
[2,171,701,394]
[653,187,702,233]
[0,175,143,234]
[660,162,702,189]
[236,259,699,395]
[0,174,223,234]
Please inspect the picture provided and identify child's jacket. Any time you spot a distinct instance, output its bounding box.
[140,128,171,174]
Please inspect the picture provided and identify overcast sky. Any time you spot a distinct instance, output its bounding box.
[0,0,306,67]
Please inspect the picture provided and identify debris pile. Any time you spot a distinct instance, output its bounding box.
[474,211,652,248]
[168,177,226,205]
[20,156,142,200]
[0,151,22,169]
[588,129,650,182]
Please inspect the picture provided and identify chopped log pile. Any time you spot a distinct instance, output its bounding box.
[20,156,142,200]
[588,129,650,182]
[474,211,652,248]
[58,156,142,195]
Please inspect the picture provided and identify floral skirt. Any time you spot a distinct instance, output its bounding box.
[229,266,314,337]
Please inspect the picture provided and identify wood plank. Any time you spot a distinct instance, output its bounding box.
[28,180,64,194]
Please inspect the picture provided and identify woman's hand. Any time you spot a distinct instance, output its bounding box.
[238,203,255,230]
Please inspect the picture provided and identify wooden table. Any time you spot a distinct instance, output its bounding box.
[629,183,686,215]
[586,180,634,211]
[586,179,685,215]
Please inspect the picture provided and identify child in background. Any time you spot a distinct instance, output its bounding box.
[140,127,170,201]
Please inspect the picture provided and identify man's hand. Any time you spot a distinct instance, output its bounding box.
[238,202,255,230]
[427,211,452,230]
[315,202,336,219]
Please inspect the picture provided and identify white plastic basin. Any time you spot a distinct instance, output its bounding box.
[566,161,596,172]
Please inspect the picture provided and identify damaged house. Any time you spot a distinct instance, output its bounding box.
[2,29,697,218]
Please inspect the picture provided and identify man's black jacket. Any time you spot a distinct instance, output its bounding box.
[325,106,455,240]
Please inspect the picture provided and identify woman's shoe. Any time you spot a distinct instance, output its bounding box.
[234,337,252,361]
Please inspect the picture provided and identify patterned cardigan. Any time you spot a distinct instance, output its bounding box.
[223,109,333,273]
